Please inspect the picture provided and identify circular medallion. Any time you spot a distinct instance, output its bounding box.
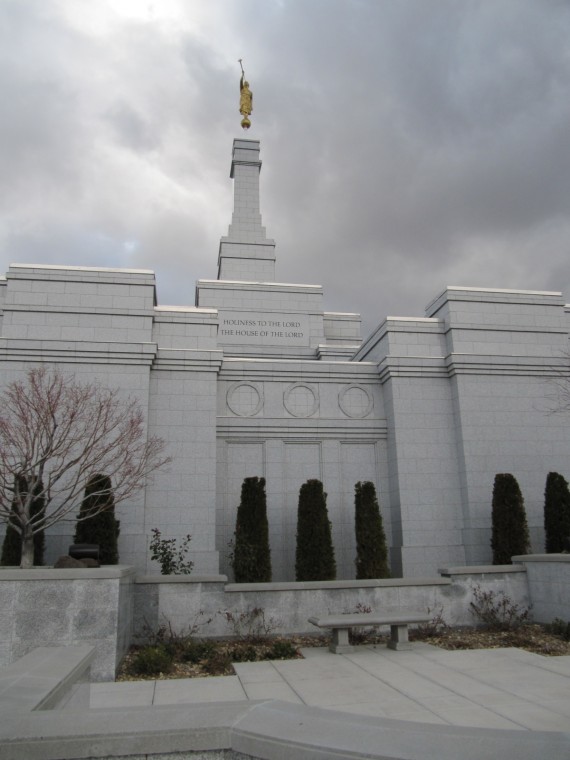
[227,382,263,417]
[339,384,373,418]
[283,382,319,418]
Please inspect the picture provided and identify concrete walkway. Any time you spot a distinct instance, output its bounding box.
[84,643,570,731]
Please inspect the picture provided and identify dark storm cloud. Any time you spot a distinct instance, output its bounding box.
[1,1,569,336]
[239,0,570,331]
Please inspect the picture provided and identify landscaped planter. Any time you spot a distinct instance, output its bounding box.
[0,565,135,681]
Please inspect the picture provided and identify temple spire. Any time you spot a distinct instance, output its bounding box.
[217,139,276,281]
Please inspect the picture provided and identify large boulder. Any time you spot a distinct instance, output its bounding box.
[54,555,87,569]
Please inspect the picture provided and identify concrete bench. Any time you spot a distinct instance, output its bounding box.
[308,610,431,653]
[0,645,95,713]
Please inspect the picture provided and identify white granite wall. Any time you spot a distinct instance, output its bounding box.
[355,286,570,576]
[215,357,386,581]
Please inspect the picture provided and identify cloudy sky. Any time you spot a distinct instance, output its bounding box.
[2,0,570,337]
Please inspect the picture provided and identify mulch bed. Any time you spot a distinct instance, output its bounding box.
[117,624,570,681]
[411,623,570,657]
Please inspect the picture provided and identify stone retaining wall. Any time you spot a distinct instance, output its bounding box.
[134,565,530,640]
[513,554,570,622]
[0,566,135,681]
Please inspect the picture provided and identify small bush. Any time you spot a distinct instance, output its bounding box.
[221,606,280,643]
[131,646,173,676]
[469,584,531,631]
[269,640,299,659]
[230,644,259,662]
[203,650,233,675]
[180,639,216,664]
[414,606,449,638]
[149,529,193,575]
[545,618,570,641]
[139,614,209,645]
[343,602,377,645]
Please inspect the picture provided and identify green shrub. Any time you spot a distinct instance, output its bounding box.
[295,479,336,581]
[544,472,570,553]
[149,529,193,575]
[545,618,570,641]
[269,640,298,659]
[131,646,173,676]
[491,473,530,564]
[203,650,232,675]
[180,639,216,663]
[354,481,390,579]
[74,474,120,564]
[0,520,20,566]
[231,477,272,582]
[0,483,22,566]
[230,644,259,662]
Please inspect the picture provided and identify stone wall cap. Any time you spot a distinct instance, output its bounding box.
[323,311,362,319]
[225,577,450,592]
[512,554,570,563]
[0,565,137,580]
[439,565,527,576]
[9,263,154,275]
[154,305,218,315]
[136,574,228,584]
[445,285,562,296]
[198,278,323,290]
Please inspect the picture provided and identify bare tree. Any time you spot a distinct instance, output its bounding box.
[0,367,170,568]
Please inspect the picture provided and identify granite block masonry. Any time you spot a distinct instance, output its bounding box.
[0,137,569,579]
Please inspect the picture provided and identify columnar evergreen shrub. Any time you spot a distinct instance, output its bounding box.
[1,476,25,566]
[0,514,20,566]
[354,481,390,579]
[74,474,120,564]
[232,476,271,582]
[295,479,336,581]
[1,476,45,566]
[491,473,530,564]
[544,471,570,553]
[30,479,45,566]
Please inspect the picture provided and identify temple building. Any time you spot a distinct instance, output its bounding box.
[0,137,569,578]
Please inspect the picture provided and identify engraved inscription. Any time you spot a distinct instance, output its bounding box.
[218,311,310,346]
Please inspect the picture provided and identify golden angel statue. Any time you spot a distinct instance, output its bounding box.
[238,59,252,129]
